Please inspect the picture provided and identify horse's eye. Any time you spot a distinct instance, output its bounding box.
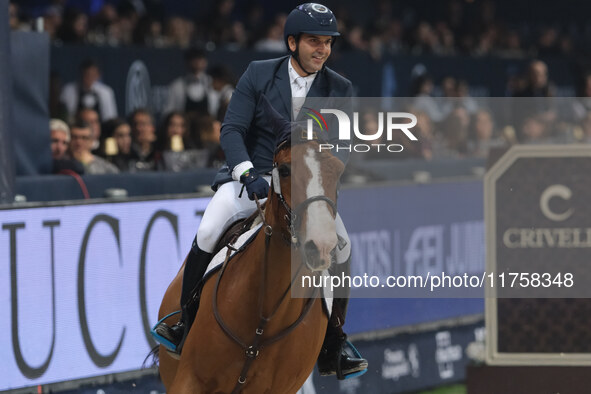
[278,165,291,177]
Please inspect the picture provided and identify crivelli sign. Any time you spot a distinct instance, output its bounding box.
[485,145,591,299]
[485,145,591,366]
[0,198,208,390]
[502,183,591,249]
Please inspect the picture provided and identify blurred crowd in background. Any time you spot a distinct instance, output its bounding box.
[48,49,228,175]
[10,0,591,57]
[10,0,591,176]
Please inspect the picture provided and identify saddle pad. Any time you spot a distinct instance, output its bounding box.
[203,223,332,317]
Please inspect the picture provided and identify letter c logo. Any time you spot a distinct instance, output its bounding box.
[540,184,574,222]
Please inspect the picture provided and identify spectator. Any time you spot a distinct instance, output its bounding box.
[456,80,479,114]
[519,115,551,144]
[411,22,440,55]
[413,110,438,160]
[441,76,457,98]
[164,16,194,48]
[42,6,63,40]
[8,1,22,30]
[191,114,223,168]
[537,27,560,57]
[243,2,264,47]
[223,21,248,51]
[411,71,452,123]
[208,65,235,122]
[512,60,557,140]
[50,119,69,161]
[50,119,84,174]
[133,16,168,47]
[254,23,287,52]
[76,108,102,153]
[496,29,525,58]
[60,59,118,122]
[129,108,158,171]
[69,120,119,174]
[467,109,506,158]
[102,117,135,172]
[157,112,209,171]
[86,3,120,46]
[56,7,88,44]
[204,0,235,45]
[157,111,194,151]
[514,60,554,98]
[437,106,470,157]
[164,48,212,117]
[112,1,140,46]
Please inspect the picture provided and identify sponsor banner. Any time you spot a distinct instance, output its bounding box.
[342,179,485,298]
[1,180,486,390]
[0,197,208,391]
[47,320,484,394]
[485,145,591,365]
[314,320,484,394]
[341,180,484,334]
[37,320,485,394]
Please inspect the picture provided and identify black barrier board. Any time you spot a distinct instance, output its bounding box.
[485,145,591,365]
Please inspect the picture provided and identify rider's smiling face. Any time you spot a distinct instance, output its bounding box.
[289,33,333,76]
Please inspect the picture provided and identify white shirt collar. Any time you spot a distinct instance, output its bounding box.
[288,57,317,95]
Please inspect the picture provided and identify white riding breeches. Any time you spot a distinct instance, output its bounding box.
[193,178,351,264]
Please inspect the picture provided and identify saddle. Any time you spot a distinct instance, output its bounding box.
[182,206,266,329]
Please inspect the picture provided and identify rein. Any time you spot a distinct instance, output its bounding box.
[212,193,327,393]
[212,149,339,392]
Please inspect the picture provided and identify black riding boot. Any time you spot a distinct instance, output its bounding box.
[317,297,368,379]
[153,245,212,354]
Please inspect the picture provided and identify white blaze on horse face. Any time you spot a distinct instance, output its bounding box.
[303,147,337,270]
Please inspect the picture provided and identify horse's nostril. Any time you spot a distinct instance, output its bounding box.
[304,241,319,261]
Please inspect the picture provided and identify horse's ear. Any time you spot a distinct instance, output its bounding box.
[259,94,292,144]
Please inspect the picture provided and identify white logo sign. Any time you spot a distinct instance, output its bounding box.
[435,331,462,379]
[126,60,151,115]
[540,184,574,222]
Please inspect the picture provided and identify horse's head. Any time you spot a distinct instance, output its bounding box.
[263,95,345,272]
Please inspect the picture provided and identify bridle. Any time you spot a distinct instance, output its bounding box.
[271,141,338,246]
[213,142,338,393]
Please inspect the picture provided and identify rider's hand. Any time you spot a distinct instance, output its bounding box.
[240,168,269,200]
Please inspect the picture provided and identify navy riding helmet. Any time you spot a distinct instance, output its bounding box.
[283,3,340,50]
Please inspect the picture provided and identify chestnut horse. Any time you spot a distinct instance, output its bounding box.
[156,139,345,393]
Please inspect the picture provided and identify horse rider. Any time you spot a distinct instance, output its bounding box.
[153,3,368,380]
